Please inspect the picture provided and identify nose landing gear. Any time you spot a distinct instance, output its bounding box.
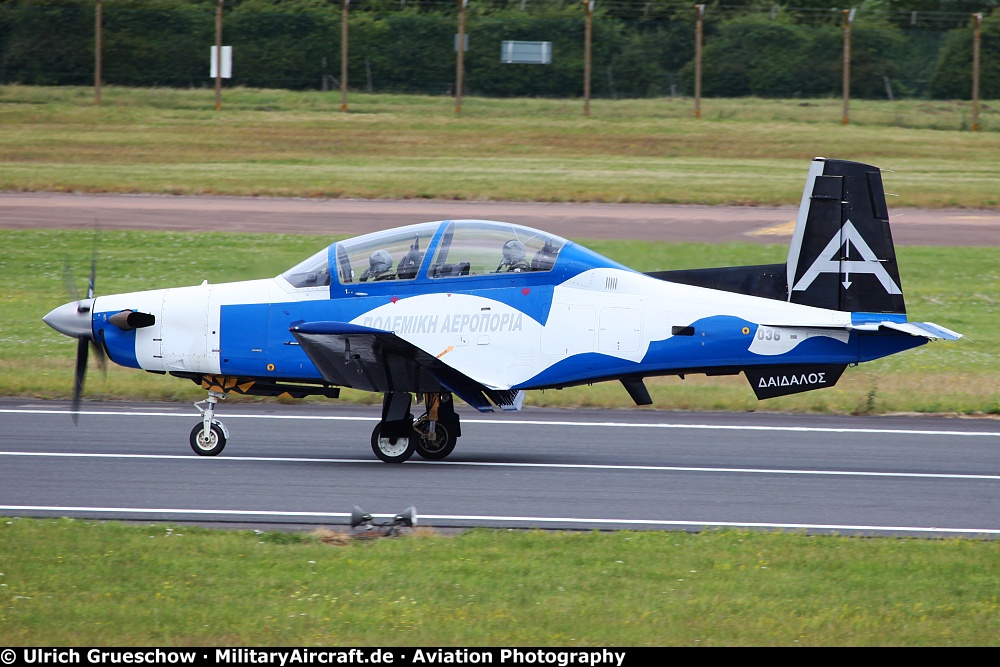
[190,389,229,456]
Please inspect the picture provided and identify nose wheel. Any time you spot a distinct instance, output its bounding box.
[190,421,227,456]
[191,390,229,456]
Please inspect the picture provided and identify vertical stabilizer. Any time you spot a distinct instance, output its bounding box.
[786,158,905,314]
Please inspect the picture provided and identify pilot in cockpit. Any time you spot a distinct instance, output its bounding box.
[531,239,557,271]
[496,239,529,273]
[359,249,395,281]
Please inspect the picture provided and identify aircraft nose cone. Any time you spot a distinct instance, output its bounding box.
[43,299,95,339]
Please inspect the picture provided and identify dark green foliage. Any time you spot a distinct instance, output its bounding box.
[678,14,908,99]
[605,19,694,98]
[103,8,212,87]
[851,25,907,98]
[353,12,455,95]
[681,16,835,97]
[228,8,336,90]
[0,1,994,99]
[0,3,93,85]
[930,13,1000,99]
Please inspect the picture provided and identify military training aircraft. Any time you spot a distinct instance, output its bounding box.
[43,158,961,462]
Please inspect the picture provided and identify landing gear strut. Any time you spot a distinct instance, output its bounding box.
[412,393,459,460]
[190,390,229,456]
[371,392,461,463]
[371,392,415,463]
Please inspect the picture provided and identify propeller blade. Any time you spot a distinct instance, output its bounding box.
[91,339,108,378]
[88,232,105,377]
[87,244,97,300]
[67,227,101,423]
[62,258,80,303]
[72,337,89,426]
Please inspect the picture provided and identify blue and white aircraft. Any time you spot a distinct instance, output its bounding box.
[44,158,961,462]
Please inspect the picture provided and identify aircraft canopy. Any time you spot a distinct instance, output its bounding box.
[281,220,566,288]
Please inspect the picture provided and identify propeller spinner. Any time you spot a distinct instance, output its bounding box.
[43,250,106,424]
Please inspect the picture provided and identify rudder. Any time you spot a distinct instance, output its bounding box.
[786,158,905,314]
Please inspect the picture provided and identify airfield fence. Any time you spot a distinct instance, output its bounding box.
[0,1,995,104]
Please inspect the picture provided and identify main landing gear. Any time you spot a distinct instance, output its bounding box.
[371,392,461,463]
[185,386,461,463]
[190,390,230,456]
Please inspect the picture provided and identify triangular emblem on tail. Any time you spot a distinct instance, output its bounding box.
[792,219,902,295]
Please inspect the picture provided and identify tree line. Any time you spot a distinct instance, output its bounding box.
[0,0,996,99]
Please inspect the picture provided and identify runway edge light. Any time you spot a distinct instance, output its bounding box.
[395,506,417,528]
[350,505,372,528]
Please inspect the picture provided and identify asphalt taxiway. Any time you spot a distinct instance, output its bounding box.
[2,192,999,245]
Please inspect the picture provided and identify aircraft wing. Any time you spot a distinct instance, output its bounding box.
[290,321,524,413]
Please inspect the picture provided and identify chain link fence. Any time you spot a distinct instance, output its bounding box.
[0,1,995,100]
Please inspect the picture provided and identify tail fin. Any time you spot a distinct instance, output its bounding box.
[786,158,905,314]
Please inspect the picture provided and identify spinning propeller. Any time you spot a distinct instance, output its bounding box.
[44,241,106,424]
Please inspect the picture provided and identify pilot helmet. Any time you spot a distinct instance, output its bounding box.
[369,249,393,274]
[502,240,526,265]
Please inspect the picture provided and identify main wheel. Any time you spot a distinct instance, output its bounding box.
[412,420,457,460]
[190,422,226,456]
[370,423,415,463]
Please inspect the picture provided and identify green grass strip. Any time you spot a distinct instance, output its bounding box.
[0,518,997,646]
[1,86,998,207]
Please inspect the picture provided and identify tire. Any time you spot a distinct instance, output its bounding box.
[413,421,457,460]
[189,422,226,456]
[370,423,415,463]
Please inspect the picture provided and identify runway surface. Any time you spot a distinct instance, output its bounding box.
[2,192,999,245]
[2,400,997,537]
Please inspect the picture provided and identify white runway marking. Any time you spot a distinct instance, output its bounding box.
[3,407,999,438]
[0,504,996,535]
[0,450,997,480]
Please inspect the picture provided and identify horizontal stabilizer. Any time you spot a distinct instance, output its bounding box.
[744,364,847,399]
[848,320,963,340]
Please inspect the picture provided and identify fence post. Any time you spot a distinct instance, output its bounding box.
[94,0,102,106]
[214,0,224,111]
[694,4,704,119]
[972,12,982,132]
[842,8,855,125]
[342,0,350,112]
[583,0,593,117]
[455,0,468,114]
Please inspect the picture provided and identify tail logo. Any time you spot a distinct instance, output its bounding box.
[792,219,902,294]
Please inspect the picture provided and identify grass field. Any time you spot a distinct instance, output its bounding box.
[4,229,997,415]
[1,86,998,207]
[1,519,997,646]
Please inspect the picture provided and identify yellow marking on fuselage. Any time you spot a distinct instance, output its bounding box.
[436,346,455,359]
